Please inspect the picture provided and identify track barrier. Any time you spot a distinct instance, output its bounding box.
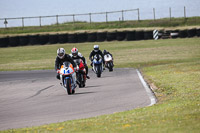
[29,34,40,45]
[68,33,78,43]
[19,35,29,46]
[97,32,107,42]
[87,32,97,42]
[0,28,199,47]
[107,32,117,41]
[39,34,49,45]
[9,36,19,47]
[77,33,88,43]
[126,31,136,41]
[116,31,126,41]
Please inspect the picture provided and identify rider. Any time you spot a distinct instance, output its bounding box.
[103,49,113,58]
[70,47,90,79]
[89,45,105,69]
[55,48,77,81]
[103,49,114,66]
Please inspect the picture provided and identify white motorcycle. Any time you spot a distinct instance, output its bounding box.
[104,54,114,72]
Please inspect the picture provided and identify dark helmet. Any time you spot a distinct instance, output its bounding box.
[103,49,107,55]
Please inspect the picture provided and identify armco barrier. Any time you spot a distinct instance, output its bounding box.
[58,33,68,43]
[0,37,9,47]
[39,34,49,45]
[19,35,29,46]
[49,34,58,44]
[116,31,126,41]
[9,36,19,47]
[0,28,200,47]
[87,32,97,42]
[97,32,107,42]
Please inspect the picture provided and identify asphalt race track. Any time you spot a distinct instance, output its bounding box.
[0,68,153,130]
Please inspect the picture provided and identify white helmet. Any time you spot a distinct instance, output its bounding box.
[71,47,78,57]
[57,48,65,59]
[94,45,99,52]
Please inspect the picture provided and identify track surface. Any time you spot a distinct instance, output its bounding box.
[0,68,151,130]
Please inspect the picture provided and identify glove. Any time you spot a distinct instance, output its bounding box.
[74,66,79,72]
[57,69,60,73]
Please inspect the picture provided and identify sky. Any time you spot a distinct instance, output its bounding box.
[0,0,199,18]
[0,0,199,27]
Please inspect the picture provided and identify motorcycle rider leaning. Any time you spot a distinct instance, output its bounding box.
[89,45,105,69]
[103,49,113,59]
[55,48,77,80]
[103,49,114,66]
[70,47,90,79]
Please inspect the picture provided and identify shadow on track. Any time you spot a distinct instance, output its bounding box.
[74,91,95,95]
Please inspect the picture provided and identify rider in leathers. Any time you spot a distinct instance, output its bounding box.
[70,47,90,79]
[89,45,105,69]
[55,48,77,80]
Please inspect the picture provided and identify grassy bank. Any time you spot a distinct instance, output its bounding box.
[1,38,200,132]
[0,17,200,35]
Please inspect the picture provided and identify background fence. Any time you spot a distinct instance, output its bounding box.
[0,6,195,28]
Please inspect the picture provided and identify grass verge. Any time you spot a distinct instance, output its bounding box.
[0,38,200,132]
[0,17,200,35]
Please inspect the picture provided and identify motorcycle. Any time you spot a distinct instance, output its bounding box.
[92,54,103,77]
[58,61,76,95]
[73,59,87,88]
[104,54,114,72]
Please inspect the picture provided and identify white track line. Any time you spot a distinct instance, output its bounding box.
[136,69,157,106]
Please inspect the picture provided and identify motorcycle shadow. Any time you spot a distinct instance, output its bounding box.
[83,85,102,88]
[74,91,95,95]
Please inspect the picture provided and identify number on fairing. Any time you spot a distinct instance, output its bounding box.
[67,70,70,73]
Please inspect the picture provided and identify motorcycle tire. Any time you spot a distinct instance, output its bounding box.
[66,78,72,95]
[97,65,101,78]
[108,62,113,72]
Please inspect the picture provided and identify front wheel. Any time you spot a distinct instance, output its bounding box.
[97,65,101,77]
[108,62,113,72]
[66,78,72,95]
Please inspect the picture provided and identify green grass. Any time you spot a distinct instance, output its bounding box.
[0,17,200,35]
[0,38,200,132]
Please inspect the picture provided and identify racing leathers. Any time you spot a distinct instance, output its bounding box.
[69,52,90,79]
[89,50,105,68]
[55,54,77,80]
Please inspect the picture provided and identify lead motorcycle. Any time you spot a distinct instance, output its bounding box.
[104,53,114,72]
[73,59,87,88]
[58,61,76,95]
[92,54,103,77]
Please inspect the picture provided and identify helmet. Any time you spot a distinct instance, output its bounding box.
[103,49,107,55]
[94,45,99,52]
[71,47,78,57]
[57,48,65,59]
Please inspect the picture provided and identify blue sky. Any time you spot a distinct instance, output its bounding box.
[0,0,199,18]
